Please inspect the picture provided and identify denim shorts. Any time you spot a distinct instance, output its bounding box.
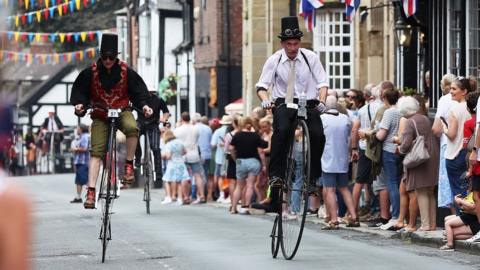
[235,158,261,180]
[186,162,204,175]
[321,172,349,188]
[75,164,88,185]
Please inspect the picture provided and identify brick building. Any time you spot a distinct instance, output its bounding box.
[193,0,243,116]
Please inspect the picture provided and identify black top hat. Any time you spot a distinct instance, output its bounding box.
[278,16,303,40]
[100,33,118,55]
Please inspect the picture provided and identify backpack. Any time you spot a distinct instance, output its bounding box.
[365,106,387,177]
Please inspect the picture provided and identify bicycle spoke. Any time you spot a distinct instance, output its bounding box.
[279,119,310,260]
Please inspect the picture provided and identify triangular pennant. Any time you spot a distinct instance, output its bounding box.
[15,15,19,27]
[36,11,41,22]
[35,33,41,42]
[59,33,65,43]
[14,32,20,41]
[63,3,68,14]
[21,32,28,42]
[79,51,84,61]
[88,31,94,41]
[83,0,87,7]
[54,53,59,64]
[42,34,49,42]
[24,0,28,9]
[50,33,56,42]
[49,7,54,18]
[27,33,34,42]
[21,14,27,25]
[27,13,33,24]
[7,32,13,40]
[46,0,49,7]
[80,32,87,42]
[30,0,34,9]
[66,33,72,42]
[73,32,80,42]
[57,5,63,16]
[75,0,80,10]
[44,9,49,20]
[69,0,74,12]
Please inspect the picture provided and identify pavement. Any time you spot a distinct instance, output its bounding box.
[209,200,480,256]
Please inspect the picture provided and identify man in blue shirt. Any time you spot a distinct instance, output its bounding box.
[71,124,90,203]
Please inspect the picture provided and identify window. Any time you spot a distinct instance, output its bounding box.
[139,13,151,60]
[314,10,354,92]
[448,0,463,75]
[468,0,480,86]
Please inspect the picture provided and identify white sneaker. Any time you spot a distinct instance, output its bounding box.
[380,219,397,230]
[221,197,231,204]
[237,207,250,215]
[318,205,326,219]
[176,199,184,206]
[216,196,225,203]
[161,197,172,205]
[466,231,480,242]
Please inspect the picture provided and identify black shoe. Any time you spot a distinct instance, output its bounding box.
[367,217,389,227]
[134,161,141,168]
[70,198,82,203]
[251,202,279,213]
[306,208,319,217]
[269,176,284,187]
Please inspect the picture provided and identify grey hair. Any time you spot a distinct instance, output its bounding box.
[440,74,456,93]
[325,95,337,110]
[371,84,381,99]
[397,96,419,117]
[364,83,374,92]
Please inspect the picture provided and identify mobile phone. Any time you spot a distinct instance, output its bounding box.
[440,116,448,128]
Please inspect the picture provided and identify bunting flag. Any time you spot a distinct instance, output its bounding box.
[0,47,96,64]
[1,0,98,10]
[5,0,101,26]
[345,0,361,22]
[299,0,324,32]
[0,29,110,43]
[402,0,417,17]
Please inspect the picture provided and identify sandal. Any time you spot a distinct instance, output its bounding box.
[322,221,339,230]
[439,244,454,251]
[346,218,360,228]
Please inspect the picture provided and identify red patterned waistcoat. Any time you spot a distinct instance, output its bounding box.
[90,61,129,120]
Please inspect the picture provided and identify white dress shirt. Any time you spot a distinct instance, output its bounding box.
[256,48,329,100]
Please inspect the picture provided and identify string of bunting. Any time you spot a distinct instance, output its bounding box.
[0,29,109,43]
[5,0,100,26]
[0,47,96,64]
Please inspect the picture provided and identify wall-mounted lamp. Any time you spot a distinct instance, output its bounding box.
[394,19,412,48]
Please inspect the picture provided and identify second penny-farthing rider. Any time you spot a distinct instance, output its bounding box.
[256,16,329,209]
[70,33,153,209]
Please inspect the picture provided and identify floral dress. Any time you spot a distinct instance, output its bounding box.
[162,139,190,182]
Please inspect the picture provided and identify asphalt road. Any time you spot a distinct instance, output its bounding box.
[12,174,480,270]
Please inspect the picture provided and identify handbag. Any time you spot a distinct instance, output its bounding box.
[403,119,430,169]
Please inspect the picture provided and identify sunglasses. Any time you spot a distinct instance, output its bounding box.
[101,54,116,61]
[283,28,302,37]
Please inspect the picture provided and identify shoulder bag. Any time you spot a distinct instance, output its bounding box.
[403,119,430,169]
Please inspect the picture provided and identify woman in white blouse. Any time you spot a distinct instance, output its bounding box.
[443,76,473,214]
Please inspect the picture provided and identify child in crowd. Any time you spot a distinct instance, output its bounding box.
[70,124,90,203]
[161,130,190,205]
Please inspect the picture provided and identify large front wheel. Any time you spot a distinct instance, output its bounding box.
[279,119,310,260]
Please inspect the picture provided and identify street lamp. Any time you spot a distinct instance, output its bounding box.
[394,19,412,91]
[394,19,412,48]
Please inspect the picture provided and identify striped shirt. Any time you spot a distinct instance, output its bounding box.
[379,107,401,153]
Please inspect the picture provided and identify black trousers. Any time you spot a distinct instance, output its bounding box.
[269,105,325,183]
[135,124,162,174]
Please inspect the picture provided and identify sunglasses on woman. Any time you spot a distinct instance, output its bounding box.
[101,54,116,61]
